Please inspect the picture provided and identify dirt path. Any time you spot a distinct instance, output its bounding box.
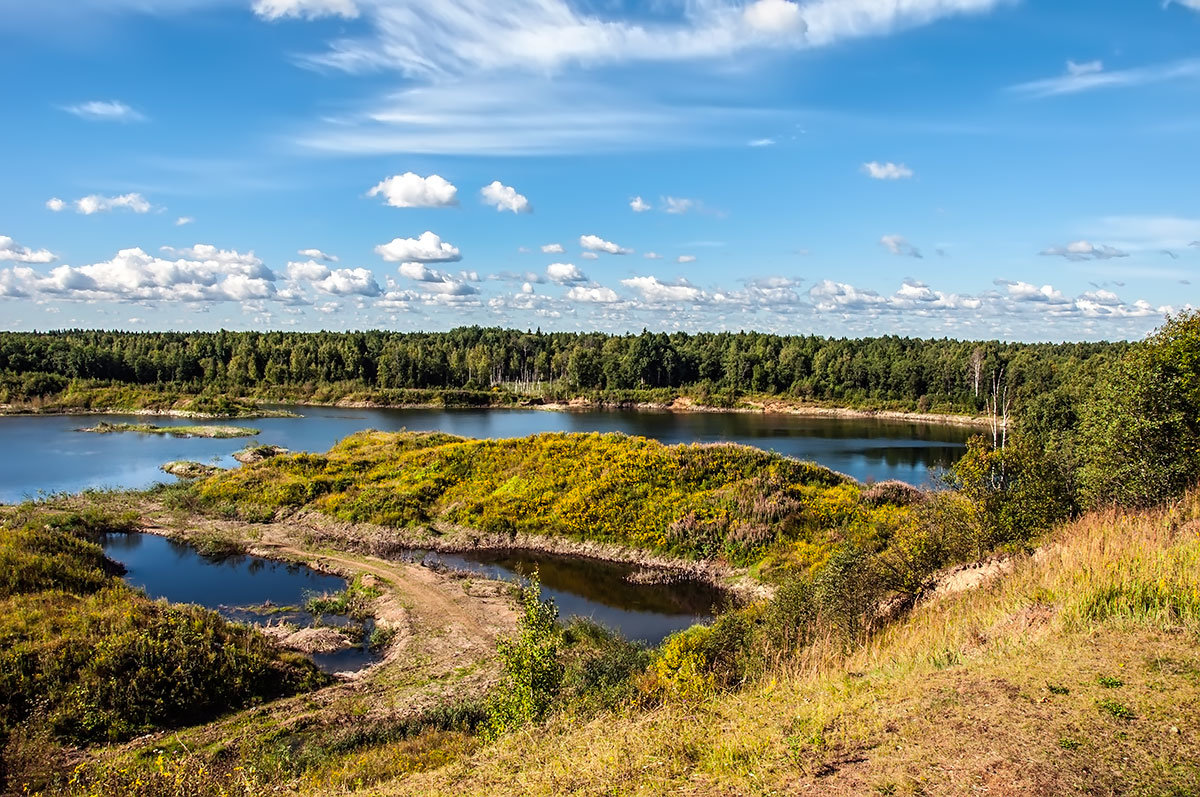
[124,500,519,744]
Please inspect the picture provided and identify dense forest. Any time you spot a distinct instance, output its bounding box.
[0,328,1126,414]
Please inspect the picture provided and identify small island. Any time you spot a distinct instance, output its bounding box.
[77,421,259,439]
[161,461,226,478]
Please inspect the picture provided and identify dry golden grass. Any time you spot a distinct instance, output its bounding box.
[349,498,1200,796]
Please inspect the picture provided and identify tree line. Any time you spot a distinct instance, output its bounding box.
[0,328,1127,413]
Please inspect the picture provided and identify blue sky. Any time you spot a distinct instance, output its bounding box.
[1,0,1198,340]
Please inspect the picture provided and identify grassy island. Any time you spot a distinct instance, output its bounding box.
[193,430,914,573]
[78,421,260,438]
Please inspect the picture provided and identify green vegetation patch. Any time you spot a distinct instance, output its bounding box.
[0,505,327,759]
[195,430,907,566]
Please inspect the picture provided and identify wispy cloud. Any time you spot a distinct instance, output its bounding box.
[62,100,145,122]
[862,161,914,180]
[880,234,921,258]
[1010,58,1200,97]
[252,0,358,21]
[1039,240,1128,261]
[289,0,1006,155]
[46,193,154,215]
[295,0,1005,77]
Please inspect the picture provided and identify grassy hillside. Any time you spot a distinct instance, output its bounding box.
[346,492,1200,796]
[192,430,911,568]
[0,506,328,793]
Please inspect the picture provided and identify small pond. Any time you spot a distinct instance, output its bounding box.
[98,532,380,673]
[99,532,723,654]
[411,548,726,645]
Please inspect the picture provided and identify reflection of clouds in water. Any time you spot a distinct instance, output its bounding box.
[99,532,375,673]
[415,548,722,645]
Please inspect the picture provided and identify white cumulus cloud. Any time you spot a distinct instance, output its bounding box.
[677,255,697,264]
[0,245,275,302]
[621,276,705,303]
[546,262,587,284]
[298,248,339,262]
[630,196,651,212]
[566,285,620,303]
[286,260,332,281]
[541,243,565,254]
[580,234,631,255]
[375,231,462,263]
[315,267,381,296]
[67,193,154,215]
[480,181,532,213]
[0,236,55,264]
[368,173,458,208]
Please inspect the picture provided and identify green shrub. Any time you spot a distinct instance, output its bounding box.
[485,576,563,738]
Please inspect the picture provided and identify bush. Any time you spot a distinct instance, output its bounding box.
[945,435,1075,555]
[484,576,563,738]
[647,625,717,700]
[813,544,884,642]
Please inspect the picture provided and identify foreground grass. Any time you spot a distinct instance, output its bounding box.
[193,430,912,570]
[45,489,1200,796]
[357,497,1200,796]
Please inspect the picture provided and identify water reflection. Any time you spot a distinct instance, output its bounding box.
[0,405,971,501]
[415,548,726,645]
[98,532,378,673]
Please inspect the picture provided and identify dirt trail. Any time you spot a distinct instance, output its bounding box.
[127,500,518,742]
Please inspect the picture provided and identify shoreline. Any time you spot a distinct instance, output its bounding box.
[0,405,296,420]
[2,394,997,428]
[289,395,999,429]
[285,511,769,603]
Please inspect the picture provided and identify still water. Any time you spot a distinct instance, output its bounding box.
[98,532,379,673]
[100,530,723,650]
[414,548,727,645]
[0,405,970,503]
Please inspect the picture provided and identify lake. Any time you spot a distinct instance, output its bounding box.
[0,405,971,503]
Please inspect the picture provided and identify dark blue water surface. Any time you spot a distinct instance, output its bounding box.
[0,405,969,503]
[98,532,378,673]
[414,548,726,646]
